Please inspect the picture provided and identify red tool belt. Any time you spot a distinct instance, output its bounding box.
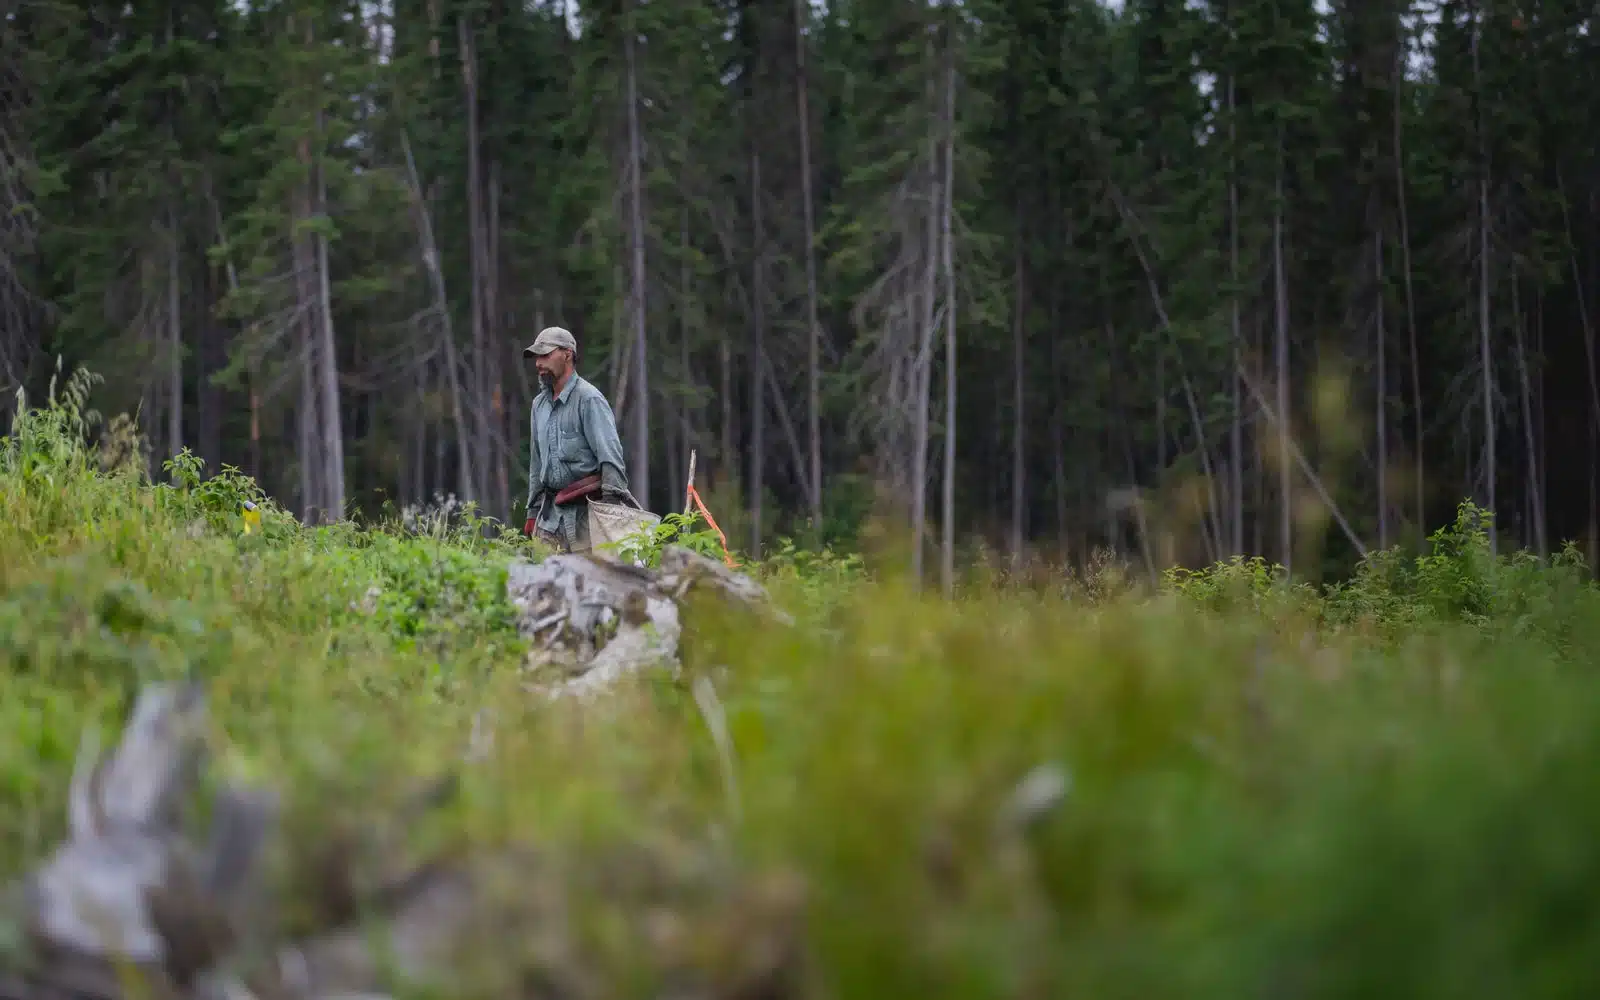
[552,473,602,506]
[522,474,602,538]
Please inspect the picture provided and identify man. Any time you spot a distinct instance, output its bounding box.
[520,326,637,551]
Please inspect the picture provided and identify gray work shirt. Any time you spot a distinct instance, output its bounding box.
[526,373,629,545]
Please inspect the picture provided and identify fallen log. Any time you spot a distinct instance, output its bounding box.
[507,545,789,702]
[4,683,808,1000]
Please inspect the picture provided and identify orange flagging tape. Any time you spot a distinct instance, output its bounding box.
[686,483,736,567]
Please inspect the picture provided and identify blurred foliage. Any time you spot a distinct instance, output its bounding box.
[4,372,1600,997]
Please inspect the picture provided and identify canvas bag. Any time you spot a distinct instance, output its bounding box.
[586,496,661,549]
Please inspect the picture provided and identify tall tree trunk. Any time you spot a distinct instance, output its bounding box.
[1228,73,1244,557]
[679,209,692,503]
[167,207,182,465]
[939,28,957,597]
[400,130,475,507]
[1376,228,1388,549]
[293,116,320,522]
[313,110,345,522]
[1273,132,1291,571]
[1557,169,1600,480]
[1104,182,1223,560]
[749,149,765,555]
[624,2,651,509]
[794,0,822,532]
[488,159,507,518]
[1010,207,1026,567]
[460,15,487,506]
[1511,276,1545,555]
[207,179,246,477]
[911,120,939,587]
[1471,8,1494,553]
[720,333,733,494]
[1393,41,1424,543]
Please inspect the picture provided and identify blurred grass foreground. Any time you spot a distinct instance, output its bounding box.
[4,370,1600,1000]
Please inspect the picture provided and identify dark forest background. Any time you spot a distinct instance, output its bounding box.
[2,0,1597,586]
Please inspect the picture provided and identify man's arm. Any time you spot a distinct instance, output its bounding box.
[526,402,544,513]
[580,393,630,497]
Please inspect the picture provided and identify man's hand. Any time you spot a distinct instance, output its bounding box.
[522,516,536,538]
[599,464,638,508]
[600,486,641,509]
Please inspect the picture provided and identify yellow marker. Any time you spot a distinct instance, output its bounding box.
[241,500,261,534]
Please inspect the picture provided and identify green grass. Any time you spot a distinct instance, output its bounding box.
[5,374,1600,997]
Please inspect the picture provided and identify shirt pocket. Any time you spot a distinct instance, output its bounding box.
[556,416,590,466]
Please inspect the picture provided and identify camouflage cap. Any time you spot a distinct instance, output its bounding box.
[524,326,577,358]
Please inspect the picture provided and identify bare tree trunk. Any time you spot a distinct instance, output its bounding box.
[1557,169,1600,465]
[313,111,346,521]
[1535,285,1548,551]
[1103,182,1224,559]
[1511,275,1545,555]
[1471,8,1494,553]
[911,124,939,587]
[460,15,487,506]
[161,11,181,468]
[1156,355,1166,473]
[1228,73,1244,556]
[610,264,634,412]
[756,349,813,503]
[1238,365,1368,558]
[1376,228,1388,549]
[1273,132,1291,571]
[749,149,765,555]
[1009,209,1026,567]
[400,130,475,506]
[207,181,252,478]
[488,159,507,518]
[794,0,823,531]
[1393,42,1424,544]
[939,30,956,598]
[292,114,321,522]
[167,208,182,464]
[624,3,651,509]
[676,209,696,508]
[720,333,733,494]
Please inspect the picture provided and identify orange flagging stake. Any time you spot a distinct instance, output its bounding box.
[686,482,736,567]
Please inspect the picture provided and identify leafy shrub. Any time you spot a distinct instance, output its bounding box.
[1163,553,1319,617]
[603,510,734,568]
[0,364,103,488]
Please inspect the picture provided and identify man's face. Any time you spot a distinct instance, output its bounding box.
[534,348,571,388]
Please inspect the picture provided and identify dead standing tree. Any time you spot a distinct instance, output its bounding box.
[0,21,37,417]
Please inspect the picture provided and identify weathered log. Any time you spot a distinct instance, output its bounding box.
[7,677,809,1000]
[15,684,278,999]
[507,545,786,702]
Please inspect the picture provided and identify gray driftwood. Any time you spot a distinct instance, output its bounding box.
[507,545,786,702]
[5,679,807,1000]
[8,683,278,1000]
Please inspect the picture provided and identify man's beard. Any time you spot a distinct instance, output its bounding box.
[538,370,554,390]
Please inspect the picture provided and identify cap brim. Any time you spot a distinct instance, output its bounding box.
[524,346,553,358]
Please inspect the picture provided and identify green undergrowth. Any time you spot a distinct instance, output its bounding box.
[5,375,1600,997]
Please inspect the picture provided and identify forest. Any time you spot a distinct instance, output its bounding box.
[7,2,1600,991]
[3,0,1599,586]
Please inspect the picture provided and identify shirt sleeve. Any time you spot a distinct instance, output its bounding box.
[526,401,543,509]
[581,392,629,494]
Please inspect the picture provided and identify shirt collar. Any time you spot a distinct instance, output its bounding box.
[542,373,581,406]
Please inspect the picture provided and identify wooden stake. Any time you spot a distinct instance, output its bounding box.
[685,448,697,516]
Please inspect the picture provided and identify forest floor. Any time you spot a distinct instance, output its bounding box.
[4,385,1600,999]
